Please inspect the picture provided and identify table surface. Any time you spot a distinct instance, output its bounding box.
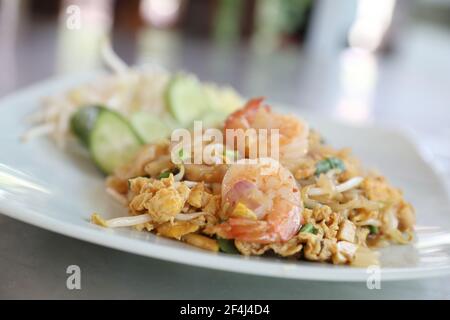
[1,19,450,299]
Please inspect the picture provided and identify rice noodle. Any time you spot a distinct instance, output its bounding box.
[21,42,415,266]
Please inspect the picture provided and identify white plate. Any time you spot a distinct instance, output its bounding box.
[1,74,450,282]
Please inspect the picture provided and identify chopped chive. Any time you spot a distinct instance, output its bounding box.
[178,148,184,159]
[315,160,331,176]
[300,223,318,234]
[368,225,379,235]
[217,237,239,254]
[315,157,346,176]
[158,171,171,179]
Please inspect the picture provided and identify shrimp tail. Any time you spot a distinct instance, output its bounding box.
[224,97,269,129]
[245,97,266,110]
[215,206,301,244]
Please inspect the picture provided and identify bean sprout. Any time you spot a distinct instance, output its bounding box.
[308,177,364,196]
[21,123,54,142]
[175,212,206,221]
[103,213,151,228]
[173,164,185,182]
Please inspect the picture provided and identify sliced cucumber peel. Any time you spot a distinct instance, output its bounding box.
[70,106,143,174]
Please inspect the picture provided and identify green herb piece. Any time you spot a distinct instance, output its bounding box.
[158,171,171,179]
[368,225,379,235]
[217,237,239,254]
[178,148,185,160]
[300,223,318,234]
[315,157,346,176]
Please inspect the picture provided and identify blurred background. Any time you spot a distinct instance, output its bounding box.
[0,0,450,183]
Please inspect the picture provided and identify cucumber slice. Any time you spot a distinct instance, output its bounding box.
[70,105,101,147]
[201,110,229,128]
[166,74,210,126]
[130,111,172,143]
[70,106,143,174]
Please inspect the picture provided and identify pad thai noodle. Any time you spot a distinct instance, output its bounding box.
[94,98,414,267]
[25,42,415,267]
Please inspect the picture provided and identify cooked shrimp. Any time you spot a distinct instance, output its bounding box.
[224,98,309,171]
[214,158,303,243]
